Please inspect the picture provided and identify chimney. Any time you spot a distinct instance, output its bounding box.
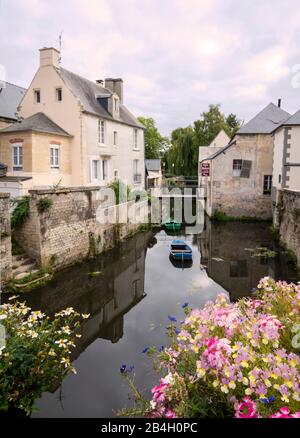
[105,78,123,103]
[96,79,104,86]
[39,47,60,68]
[278,98,282,108]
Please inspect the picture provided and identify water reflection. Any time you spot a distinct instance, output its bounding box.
[5,220,298,417]
[199,218,299,301]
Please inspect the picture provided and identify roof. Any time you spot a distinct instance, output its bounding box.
[172,240,186,245]
[0,82,26,121]
[280,109,300,127]
[0,176,32,182]
[57,67,143,129]
[145,159,161,172]
[237,103,290,134]
[201,140,236,162]
[0,112,71,136]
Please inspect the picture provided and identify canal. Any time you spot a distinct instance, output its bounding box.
[15,219,298,418]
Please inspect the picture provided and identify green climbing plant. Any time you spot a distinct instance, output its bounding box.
[11,196,30,229]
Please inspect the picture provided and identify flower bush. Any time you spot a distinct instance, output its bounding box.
[0,297,88,415]
[122,278,300,418]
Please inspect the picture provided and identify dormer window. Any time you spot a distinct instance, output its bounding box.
[34,89,41,103]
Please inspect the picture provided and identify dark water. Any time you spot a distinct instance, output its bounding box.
[12,219,298,418]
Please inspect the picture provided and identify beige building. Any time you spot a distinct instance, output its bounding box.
[0,47,145,194]
[145,159,163,188]
[198,129,230,163]
[199,103,290,219]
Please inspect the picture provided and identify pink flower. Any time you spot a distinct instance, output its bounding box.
[165,409,177,418]
[151,383,168,403]
[235,397,259,418]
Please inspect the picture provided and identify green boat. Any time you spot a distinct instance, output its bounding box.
[164,220,182,231]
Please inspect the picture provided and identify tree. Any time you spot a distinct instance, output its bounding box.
[137,116,169,159]
[194,104,240,147]
[164,105,241,176]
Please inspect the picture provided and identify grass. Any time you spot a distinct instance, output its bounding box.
[4,268,52,294]
[211,209,272,222]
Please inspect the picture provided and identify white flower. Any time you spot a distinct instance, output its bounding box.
[0,315,7,321]
[150,400,157,410]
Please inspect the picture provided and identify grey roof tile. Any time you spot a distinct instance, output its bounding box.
[57,67,143,129]
[281,109,300,126]
[237,103,290,134]
[200,140,236,161]
[0,82,26,121]
[145,159,161,171]
[0,112,71,136]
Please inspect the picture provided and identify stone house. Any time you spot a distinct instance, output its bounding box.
[199,103,290,219]
[198,129,230,163]
[145,159,163,188]
[0,47,145,193]
[0,81,26,129]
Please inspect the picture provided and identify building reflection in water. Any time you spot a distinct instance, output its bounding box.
[22,231,154,360]
[198,217,299,301]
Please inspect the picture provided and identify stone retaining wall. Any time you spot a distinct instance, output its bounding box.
[14,187,148,271]
[278,189,300,268]
[0,193,12,283]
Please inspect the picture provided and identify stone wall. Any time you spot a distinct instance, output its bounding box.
[278,189,300,268]
[203,134,273,219]
[14,187,148,271]
[0,193,12,283]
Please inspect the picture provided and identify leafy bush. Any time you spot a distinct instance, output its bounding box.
[11,196,30,229]
[36,197,53,213]
[121,278,300,418]
[109,180,131,205]
[0,299,89,414]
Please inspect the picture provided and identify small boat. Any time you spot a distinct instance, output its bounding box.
[170,239,193,261]
[164,220,182,231]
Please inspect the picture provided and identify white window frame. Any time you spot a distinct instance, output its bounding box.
[55,87,62,102]
[12,143,23,171]
[133,128,138,149]
[233,159,242,177]
[113,130,118,146]
[102,159,108,181]
[263,175,272,195]
[50,145,60,168]
[98,120,105,145]
[90,159,100,182]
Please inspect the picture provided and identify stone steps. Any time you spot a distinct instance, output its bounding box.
[12,254,39,281]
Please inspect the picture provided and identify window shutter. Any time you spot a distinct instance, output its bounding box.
[240,160,252,178]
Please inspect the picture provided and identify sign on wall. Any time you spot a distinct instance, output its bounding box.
[201,162,210,177]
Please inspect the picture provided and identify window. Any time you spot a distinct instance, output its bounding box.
[56,88,62,101]
[133,128,138,149]
[279,174,282,184]
[98,120,105,144]
[34,89,41,103]
[114,169,119,180]
[13,145,23,171]
[263,175,272,195]
[233,159,242,177]
[91,160,100,180]
[113,131,118,146]
[102,159,108,181]
[133,159,141,183]
[50,146,59,168]
[232,159,252,178]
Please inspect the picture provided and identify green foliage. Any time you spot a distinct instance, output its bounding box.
[109,179,131,205]
[88,271,103,278]
[165,105,240,176]
[36,197,53,213]
[0,300,85,414]
[211,209,270,222]
[246,247,277,259]
[138,117,169,159]
[11,196,30,229]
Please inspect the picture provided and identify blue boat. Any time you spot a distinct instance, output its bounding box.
[170,239,193,261]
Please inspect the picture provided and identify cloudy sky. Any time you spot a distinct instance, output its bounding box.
[1,0,300,135]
